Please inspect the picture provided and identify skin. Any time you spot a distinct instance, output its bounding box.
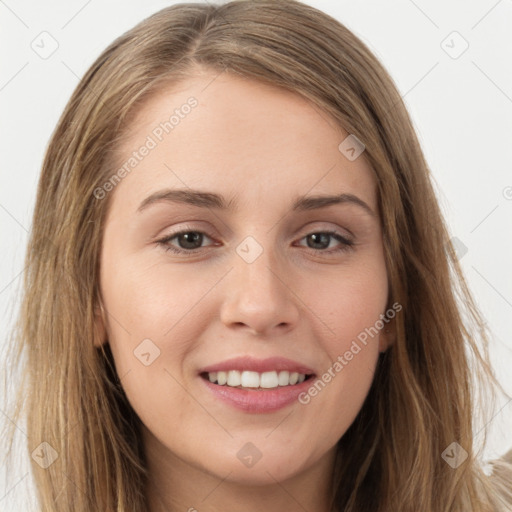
[95,68,393,512]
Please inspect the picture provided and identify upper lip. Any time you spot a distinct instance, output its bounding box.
[199,356,315,375]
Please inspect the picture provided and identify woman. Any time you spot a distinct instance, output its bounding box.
[4,0,512,510]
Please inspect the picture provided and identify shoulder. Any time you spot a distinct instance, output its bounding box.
[487,447,512,511]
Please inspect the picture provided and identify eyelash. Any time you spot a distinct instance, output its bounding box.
[155,228,355,257]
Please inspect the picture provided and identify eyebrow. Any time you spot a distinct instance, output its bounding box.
[136,188,376,217]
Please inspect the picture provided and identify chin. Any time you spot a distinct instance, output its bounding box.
[190,439,319,487]
[209,457,307,487]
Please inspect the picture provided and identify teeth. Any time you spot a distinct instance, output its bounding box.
[241,371,260,388]
[227,370,241,387]
[260,371,278,388]
[278,370,290,386]
[206,370,308,389]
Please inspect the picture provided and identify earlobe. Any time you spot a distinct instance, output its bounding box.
[378,323,396,353]
[93,301,108,347]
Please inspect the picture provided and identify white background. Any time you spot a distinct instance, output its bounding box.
[1,0,511,509]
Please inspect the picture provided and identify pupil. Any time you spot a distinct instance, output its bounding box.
[180,232,201,249]
[309,233,329,249]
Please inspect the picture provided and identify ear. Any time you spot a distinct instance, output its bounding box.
[378,317,396,353]
[93,299,108,348]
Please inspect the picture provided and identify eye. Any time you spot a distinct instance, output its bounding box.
[295,230,354,254]
[156,229,217,254]
[155,228,354,256]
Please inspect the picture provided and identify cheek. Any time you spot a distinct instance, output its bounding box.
[99,258,228,419]
[101,257,225,348]
[296,260,387,423]
[306,258,388,349]
[100,269,197,437]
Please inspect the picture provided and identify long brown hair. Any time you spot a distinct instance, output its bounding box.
[3,1,511,510]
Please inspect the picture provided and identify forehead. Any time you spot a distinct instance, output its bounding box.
[106,71,377,217]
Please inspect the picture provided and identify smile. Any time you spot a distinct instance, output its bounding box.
[198,356,317,413]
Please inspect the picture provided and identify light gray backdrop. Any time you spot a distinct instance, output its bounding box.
[1,0,511,509]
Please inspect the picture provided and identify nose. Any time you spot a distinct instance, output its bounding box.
[219,241,301,337]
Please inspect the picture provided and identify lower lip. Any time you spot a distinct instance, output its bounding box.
[200,376,315,413]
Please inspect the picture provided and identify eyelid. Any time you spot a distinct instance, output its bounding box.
[155,223,355,257]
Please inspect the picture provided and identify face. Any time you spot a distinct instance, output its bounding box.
[96,69,391,487]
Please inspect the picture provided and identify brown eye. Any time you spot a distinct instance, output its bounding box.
[157,230,216,254]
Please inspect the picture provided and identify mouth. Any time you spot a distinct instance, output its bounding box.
[197,356,317,413]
